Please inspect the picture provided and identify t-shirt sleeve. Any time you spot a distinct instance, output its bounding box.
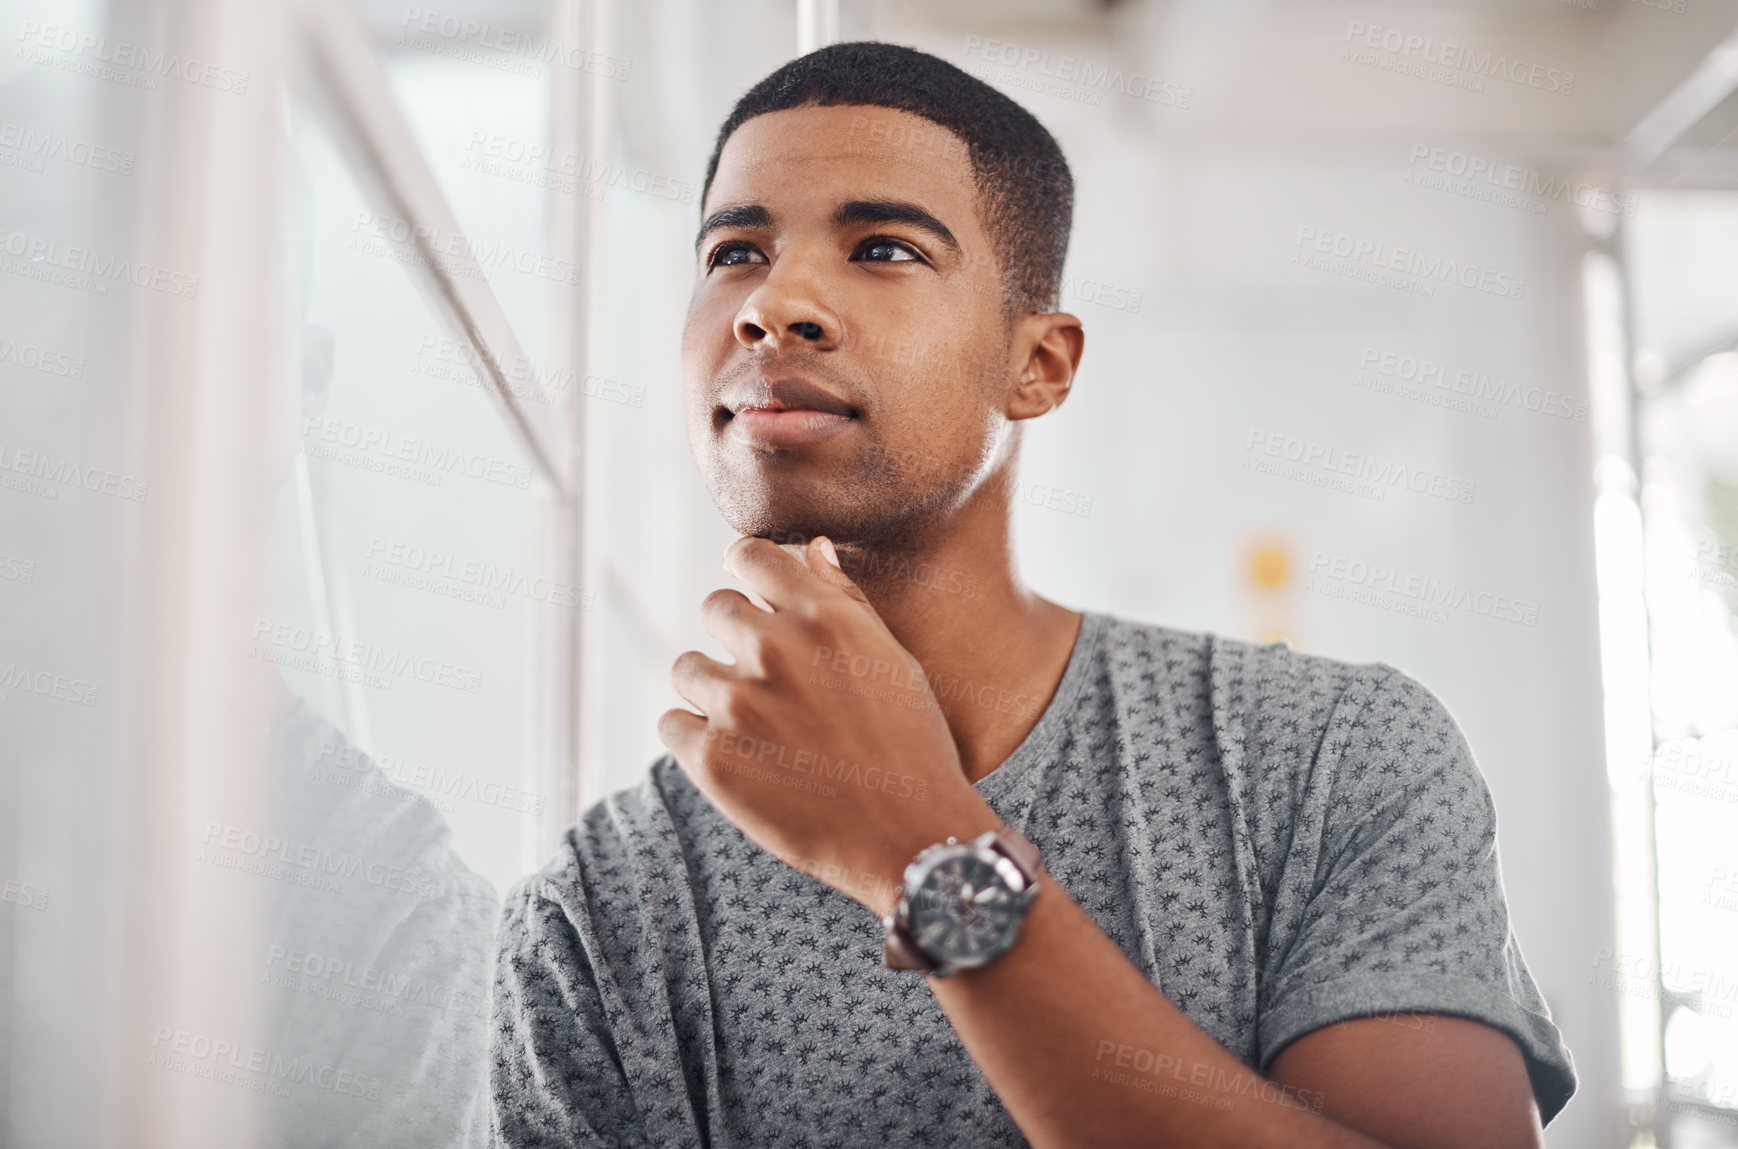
[1255,668,1578,1124]
[488,877,649,1149]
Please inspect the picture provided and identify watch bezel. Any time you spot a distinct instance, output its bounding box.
[888,832,1040,976]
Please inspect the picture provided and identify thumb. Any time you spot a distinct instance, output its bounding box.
[805,536,871,604]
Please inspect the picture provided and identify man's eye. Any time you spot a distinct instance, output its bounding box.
[856,238,919,263]
[709,242,766,268]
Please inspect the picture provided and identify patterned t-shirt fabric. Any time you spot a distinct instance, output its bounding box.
[488,611,1577,1147]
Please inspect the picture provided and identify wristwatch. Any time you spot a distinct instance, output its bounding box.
[881,826,1046,978]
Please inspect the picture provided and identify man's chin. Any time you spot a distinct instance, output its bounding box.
[702,460,935,550]
[725,507,857,547]
[708,488,869,547]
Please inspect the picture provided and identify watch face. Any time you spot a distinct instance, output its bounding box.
[908,852,1020,965]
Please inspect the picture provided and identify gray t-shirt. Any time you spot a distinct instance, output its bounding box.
[488,611,1576,1147]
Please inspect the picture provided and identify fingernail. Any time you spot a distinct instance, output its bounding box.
[817,537,840,568]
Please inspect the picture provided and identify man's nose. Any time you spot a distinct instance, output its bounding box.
[733,273,842,352]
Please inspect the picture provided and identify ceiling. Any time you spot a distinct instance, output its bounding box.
[354,0,1738,186]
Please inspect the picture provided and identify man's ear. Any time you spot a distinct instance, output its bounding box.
[1006,311,1084,421]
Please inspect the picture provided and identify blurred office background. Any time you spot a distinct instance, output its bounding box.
[3,0,1738,1144]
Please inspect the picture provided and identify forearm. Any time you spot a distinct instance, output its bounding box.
[921,883,1388,1149]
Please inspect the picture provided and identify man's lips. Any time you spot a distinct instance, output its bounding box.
[720,378,858,449]
[727,408,853,447]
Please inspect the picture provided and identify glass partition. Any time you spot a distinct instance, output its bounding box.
[1626,191,1738,1125]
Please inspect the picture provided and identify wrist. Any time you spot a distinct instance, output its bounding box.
[863,794,1003,919]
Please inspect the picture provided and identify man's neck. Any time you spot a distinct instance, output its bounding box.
[836,495,1082,787]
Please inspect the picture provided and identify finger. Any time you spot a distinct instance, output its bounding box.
[803,536,872,606]
[698,588,772,669]
[724,536,821,612]
[670,649,736,716]
[656,707,710,779]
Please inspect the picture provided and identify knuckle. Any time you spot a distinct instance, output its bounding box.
[672,649,707,681]
[657,709,693,751]
[700,587,740,617]
[727,535,766,567]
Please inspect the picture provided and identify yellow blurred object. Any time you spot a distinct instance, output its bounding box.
[1247,540,1293,593]
[1243,536,1298,646]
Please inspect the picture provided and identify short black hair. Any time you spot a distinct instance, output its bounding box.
[701,41,1074,316]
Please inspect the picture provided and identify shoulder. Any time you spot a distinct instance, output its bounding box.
[1091,610,1384,690]
[1088,613,1477,806]
[1317,664,1491,831]
[1089,611,1401,744]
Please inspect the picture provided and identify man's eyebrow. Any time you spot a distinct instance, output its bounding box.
[832,199,960,255]
[695,203,773,255]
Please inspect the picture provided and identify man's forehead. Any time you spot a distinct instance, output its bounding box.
[710,105,977,205]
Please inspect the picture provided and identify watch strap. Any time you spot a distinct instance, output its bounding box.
[986,825,1045,886]
[882,914,941,973]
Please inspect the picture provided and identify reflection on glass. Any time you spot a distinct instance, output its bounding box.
[231,94,562,1146]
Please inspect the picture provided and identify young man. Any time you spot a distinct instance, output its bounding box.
[489,42,1575,1148]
